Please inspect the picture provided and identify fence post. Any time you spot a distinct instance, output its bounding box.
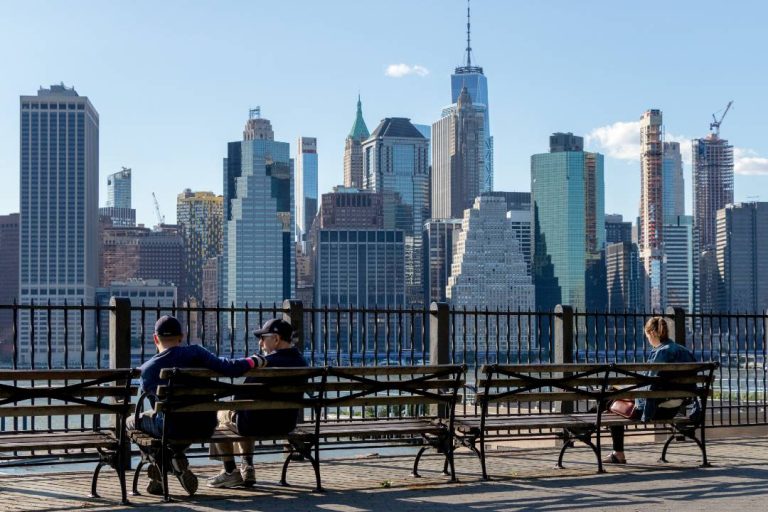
[109,297,132,471]
[554,305,574,416]
[429,302,450,366]
[665,306,687,347]
[283,299,304,353]
[109,297,132,370]
[429,302,450,418]
[554,305,574,365]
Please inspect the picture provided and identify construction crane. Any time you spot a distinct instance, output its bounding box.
[152,192,166,226]
[709,100,733,137]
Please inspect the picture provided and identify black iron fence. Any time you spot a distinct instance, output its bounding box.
[0,300,766,431]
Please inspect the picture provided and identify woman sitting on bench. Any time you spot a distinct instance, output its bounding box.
[604,316,696,464]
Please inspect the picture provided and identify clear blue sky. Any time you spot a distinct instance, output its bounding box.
[1,0,767,226]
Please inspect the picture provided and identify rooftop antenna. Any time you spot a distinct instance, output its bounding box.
[465,0,472,67]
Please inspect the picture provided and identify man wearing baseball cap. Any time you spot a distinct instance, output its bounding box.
[129,315,265,497]
[207,318,307,488]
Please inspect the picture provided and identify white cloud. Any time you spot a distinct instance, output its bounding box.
[585,121,640,161]
[734,147,768,175]
[384,63,430,78]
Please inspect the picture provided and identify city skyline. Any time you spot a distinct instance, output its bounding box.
[1,1,767,228]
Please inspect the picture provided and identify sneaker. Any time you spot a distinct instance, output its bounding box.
[240,463,255,487]
[171,454,198,496]
[146,463,164,496]
[207,469,244,488]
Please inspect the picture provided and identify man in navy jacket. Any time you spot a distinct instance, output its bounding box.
[129,315,260,496]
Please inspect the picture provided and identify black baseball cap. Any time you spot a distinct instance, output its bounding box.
[254,318,293,340]
[154,315,182,337]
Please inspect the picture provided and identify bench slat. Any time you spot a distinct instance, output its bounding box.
[0,404,132,418]
[0,369,137,381]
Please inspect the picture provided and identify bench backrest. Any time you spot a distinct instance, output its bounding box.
[477,364,605,409]
[155,365,466,422]
[155,367,326,415]
[603,362,718,403]
[477,362,718,412]
[0,369,137,421]
[322,365,465,420]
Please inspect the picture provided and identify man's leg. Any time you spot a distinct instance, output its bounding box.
[207,410,243,488]
[235,439,256,486]
[127,412,165,495]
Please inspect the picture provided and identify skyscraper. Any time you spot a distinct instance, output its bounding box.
[716,202,768,313]
[532,133,606,312]
[295,137,318,243]
[363,118,429,305]
[423,219,463,303]
[606,242,644,312]
[693,131,734,312]
[662,142,685,223]
[605,214,632,244]
[639,109,665,310]
[431,86,485,219]
[343,96,369,189]
[100,167,135,227]
[107,167,131,208]
[481,192,532,274]
[223,109,294,312]
[450,0,492,192]
[0,213,19,356]
[19,84,99,366]
[447,195,534,351]
[177,190,223,303]
[663,215,696,313]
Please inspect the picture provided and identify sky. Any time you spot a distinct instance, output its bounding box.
[1,0,767,227]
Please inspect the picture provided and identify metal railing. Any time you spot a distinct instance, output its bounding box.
[0,300,766,432]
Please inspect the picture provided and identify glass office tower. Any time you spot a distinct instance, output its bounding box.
[223,110,294,320]
[531,133,606,312]
[295,137,318,243]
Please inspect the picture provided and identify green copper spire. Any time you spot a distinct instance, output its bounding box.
[348,94,369,140]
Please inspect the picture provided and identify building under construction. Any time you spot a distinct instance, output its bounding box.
[693,102,734,312]
[639,109,665,310]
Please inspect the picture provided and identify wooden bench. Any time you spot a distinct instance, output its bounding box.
[129,366,325,502]
[455,362,718,479]
[0,369,136,504]
[314,365,465,481]
[128,364,465,500]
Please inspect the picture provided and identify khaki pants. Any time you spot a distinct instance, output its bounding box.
[209,410,254,462]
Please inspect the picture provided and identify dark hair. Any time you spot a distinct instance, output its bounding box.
[644,316,669,340]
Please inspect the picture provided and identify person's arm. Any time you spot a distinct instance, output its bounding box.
[192,345,258,377]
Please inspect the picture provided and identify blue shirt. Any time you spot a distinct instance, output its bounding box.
[637,340,696,421]
[139,344,254,400]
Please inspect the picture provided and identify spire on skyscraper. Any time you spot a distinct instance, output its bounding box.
[456,0,482,74]
[349,95,370,140]
[465,0,472,68]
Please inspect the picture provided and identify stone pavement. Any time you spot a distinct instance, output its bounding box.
[1,436,767,511]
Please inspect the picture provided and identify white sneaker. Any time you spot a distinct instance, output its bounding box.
[206,469,243,488]
[240,464,255,486]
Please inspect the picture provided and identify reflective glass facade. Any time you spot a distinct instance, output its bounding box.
[295,137,318,243]
[362,118,429,305]
[451,70,492,192]
[532,149,605,312]
[223,116,294,317]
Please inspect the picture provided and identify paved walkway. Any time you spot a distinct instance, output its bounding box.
[1,436,767,511]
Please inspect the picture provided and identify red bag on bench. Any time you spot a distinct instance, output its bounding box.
[609,399,635,419]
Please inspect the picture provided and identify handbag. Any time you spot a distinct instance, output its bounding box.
[609,398,636,419]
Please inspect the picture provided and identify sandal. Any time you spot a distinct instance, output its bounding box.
[602,453,626,464]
